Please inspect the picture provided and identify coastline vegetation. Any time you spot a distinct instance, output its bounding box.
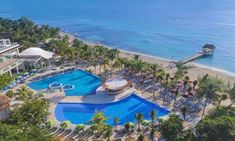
[0,17,59,50]
[0,17,235,141]
[0,74,14,90]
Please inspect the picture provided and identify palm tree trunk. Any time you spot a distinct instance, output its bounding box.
[153,80,156,100]
[201,101,207,119]
[137,122,140,132]
[110,61,113,77]
[99,64,102,74]
[216,99,222,109]
[151,119,154,128]
[94,65,97,74]
[163,89,167,106]
[173,98,177,111]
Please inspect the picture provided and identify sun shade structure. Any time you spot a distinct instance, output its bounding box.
[0,95,11,111]
[19,47,54,59]
[103,77,131,94]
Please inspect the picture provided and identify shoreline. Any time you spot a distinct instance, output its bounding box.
[60,31,235,83]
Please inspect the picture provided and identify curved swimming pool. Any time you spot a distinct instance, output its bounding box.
[55,94,170,125]
[28,70,101,96]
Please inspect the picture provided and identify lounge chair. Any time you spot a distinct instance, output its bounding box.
[112,138,122,141]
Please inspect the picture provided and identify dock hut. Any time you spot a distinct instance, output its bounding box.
[202,44,216,55]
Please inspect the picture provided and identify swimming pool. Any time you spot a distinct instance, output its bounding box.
[28,70,101,96]
[55,94,170,125]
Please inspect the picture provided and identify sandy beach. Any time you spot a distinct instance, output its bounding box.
[60,31,235,83]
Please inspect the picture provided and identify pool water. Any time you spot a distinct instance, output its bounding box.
[28,70,101,96]
[55,94,170,125]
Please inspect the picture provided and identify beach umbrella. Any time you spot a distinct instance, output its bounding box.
[75,124,85,132]
[60,120,72,129]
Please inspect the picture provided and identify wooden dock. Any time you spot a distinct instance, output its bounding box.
[178,44,216,64]
[180,52,204,64]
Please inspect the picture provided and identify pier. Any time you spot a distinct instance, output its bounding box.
[179,44,216,64]
[180,52,205,64]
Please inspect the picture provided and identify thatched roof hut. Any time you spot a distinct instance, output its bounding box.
[0,95,11,111]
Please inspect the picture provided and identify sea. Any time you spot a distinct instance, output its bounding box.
[1,0,235,73]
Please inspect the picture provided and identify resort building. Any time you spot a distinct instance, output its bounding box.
[0,39,22,76]
[18,47,55,70]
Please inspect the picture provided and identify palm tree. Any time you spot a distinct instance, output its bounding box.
[113,117,119,131]
[90,112,107,137]
[75,124,85,133]
[103,125,113,141]
[162,79,171,106]
[173,89,179,110]
[16,86,34,100]
[175,62,189,80]
[107,48,120,75]
[135,113,144,132]
[153,69,165,99]
[92,57,98,74]
[140,62,150,83]
[183,79,189,92]
[125,122,131,140]
[229,84,235,105]
[113,58,122,70]
[217,94,228,109]
[149,127,156,141]
[193,80,198,90]
[187,85,193,96]
[150,110,156,127]
[103,57,110,79]
[137,133,144,141]
[134,54,140,61]
[197,75,224,119]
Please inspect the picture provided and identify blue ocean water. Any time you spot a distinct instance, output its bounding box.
[1,0,235,73]
[28,70,101,96]
[55,94,170,125]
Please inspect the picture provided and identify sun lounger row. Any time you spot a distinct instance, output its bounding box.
[30,67,76,81]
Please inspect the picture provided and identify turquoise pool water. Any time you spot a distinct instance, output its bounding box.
[28,70,101,96]
[55,94,170,125]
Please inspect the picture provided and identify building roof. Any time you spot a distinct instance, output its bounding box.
[0,95,11,111]
[103,77,131,91]
[19,47,54,59]
[203,44,216,49]
[0,39,20,54]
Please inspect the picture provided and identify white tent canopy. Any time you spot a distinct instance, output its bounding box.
[19,47,54,59]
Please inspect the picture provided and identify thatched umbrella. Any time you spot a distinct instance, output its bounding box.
[0,95,11,111]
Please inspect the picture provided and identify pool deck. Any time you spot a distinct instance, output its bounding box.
[8,64,220,132]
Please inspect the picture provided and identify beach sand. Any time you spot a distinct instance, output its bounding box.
[60,31,235,83]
